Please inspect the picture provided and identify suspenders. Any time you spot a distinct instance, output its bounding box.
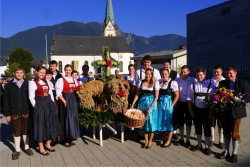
[193,79,212,108]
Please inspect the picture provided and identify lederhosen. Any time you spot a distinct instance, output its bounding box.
[32,81,60,141]
[192,80,212,137]
[58,77,79,141]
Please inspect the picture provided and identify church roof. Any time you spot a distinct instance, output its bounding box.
[51,36,133,55]
[104,0,116,26]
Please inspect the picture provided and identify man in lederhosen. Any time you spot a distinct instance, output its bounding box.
[187,67,213,155]
[218,66,249,163]
[210,65,225,148]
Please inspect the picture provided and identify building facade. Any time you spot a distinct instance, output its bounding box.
[187,0,250,82]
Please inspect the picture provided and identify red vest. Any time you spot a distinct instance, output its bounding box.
[62,77,75,93]
[34,80,49,97]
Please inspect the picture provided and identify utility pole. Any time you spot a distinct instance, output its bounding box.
[45,34,48,68]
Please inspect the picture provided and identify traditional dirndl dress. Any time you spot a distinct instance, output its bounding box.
[58,77,80,141]
[157,86,174,132]
[33,81,60,141]
[138,85,158,132]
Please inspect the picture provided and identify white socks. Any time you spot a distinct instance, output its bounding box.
[205,137,210,148]
[232,141,239,155]
[197,135,202,146]
[14,136,21,152]
[186,126,191,141]
[23,135,30,149]
[211,127,215,141]
[218,128,224,143]
[179,126,184,140]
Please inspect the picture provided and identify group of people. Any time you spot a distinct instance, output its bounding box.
[3,56,249,164]
[124,55,249,163]
[3,61,94,160]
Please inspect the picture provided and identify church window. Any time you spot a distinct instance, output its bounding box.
[84,61,88,65]
[129,61,132,64]
[71,61,75,70]
[119,61,123,72]
[59,61,62,73]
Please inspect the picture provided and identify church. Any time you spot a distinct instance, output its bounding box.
[50,0,134,76]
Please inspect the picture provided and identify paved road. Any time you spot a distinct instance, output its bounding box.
[1,105,250,166]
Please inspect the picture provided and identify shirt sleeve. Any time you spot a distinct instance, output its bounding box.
[133,70,140,87]
[155,70,162,81]
[187,84,193,102]
[155,80,160,90]
[55,78,64,98]
[171,81,179,92]
[137,80,142,88]
[28,81,37,107]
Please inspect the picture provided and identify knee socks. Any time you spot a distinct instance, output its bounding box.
[232,140,239,155]
[197,135,202,146]
[205,137,210,148]
[179,126,184,140]
[218,128,224,143]
[224,138,231,153]
[23,135,30,149]
[211,127,215,141]
[14,136,21,152]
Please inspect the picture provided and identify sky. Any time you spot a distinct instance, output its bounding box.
[1,0,228,38]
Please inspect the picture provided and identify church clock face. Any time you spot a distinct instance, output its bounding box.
[108,25,112,29]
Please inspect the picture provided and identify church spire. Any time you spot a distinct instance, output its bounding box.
[103,0,117,36]
[104,0,115,27]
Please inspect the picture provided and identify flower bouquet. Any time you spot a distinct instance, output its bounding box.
[205,87,246,112]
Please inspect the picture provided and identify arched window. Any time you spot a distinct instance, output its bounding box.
[84,61,88,65]
[97,67,101,73]
[119,61,123,72]
[71,61,75,70]
[59,61,62,73]
[129,61,132,64]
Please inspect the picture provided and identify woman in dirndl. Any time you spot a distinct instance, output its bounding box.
[55,64,80,147]
[29,65,60,155]
[158,69,179,147]
[131,68,159,149]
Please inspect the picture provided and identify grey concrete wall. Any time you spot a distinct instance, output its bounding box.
[187,0,250,82]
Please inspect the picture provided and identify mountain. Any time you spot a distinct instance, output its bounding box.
[0,21,186,60]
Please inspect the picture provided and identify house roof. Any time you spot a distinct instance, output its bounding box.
[51,36,133,55]
[0,56,7,66]
[131,48,187,60]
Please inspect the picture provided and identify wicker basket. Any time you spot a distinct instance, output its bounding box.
[123,109,147,128]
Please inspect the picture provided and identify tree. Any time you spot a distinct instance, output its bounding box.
[6,47,34,79]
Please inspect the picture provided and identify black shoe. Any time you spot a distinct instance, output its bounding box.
[219,151,230,159]
[161,142,171,148]
[172,133,179,140]
[50,141,56,146]
[193,145,202,152]
[205,147,212,155]
[231,154,237,163]
[176,139,184,146]
[185,140,192,149]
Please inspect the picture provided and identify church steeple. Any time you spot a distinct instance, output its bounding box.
[104,0,117,37]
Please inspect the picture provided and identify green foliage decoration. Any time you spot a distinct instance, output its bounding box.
[78,107,117,127]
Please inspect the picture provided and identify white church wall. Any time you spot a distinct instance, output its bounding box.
[51,53,134,76]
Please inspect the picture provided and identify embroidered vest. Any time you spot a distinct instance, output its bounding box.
[34,80,49,97]
[62,77,75,93]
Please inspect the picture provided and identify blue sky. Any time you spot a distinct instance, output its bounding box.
[1,0,227,38]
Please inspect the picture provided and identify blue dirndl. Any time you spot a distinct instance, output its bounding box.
[138,95,158,132]
[157,95,174,132]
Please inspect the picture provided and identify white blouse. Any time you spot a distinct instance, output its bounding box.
[137,80,160,91]
[29,80,54,107]
[55,77,79,98]
[159,78,179,92]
